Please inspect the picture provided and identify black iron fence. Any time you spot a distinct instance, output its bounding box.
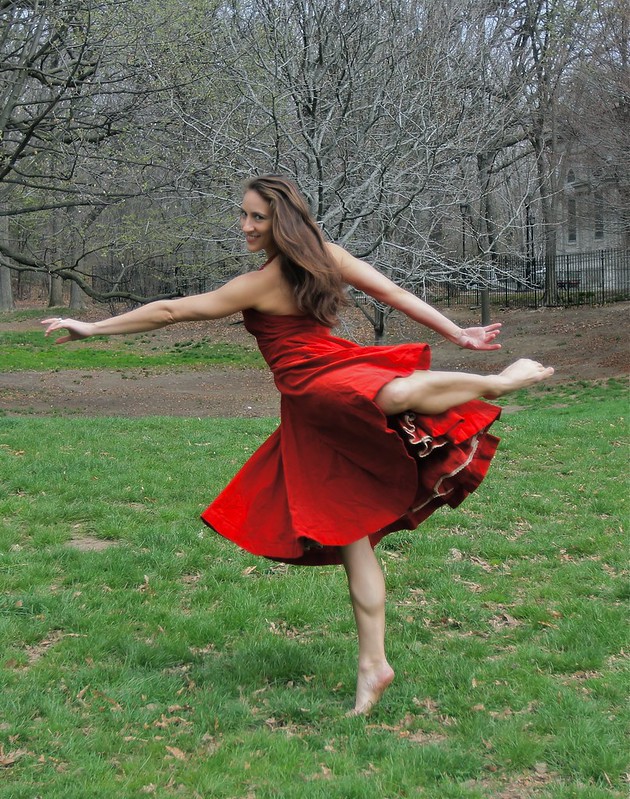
[427,248,630,309]
[18,245,629,310]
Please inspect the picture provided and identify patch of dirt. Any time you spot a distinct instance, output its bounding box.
[1,302,628,417]
[0,365,278,418]
[66,534,118,552]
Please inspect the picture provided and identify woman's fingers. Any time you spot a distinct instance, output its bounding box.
[41,317,66,333]
[41,317,77,344]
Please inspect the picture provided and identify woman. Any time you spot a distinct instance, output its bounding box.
[43,175,553,715]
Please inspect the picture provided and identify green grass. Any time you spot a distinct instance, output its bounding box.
[0,382,628,797]
[0,330,264,371]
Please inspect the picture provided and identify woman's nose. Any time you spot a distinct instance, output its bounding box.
[241,215,253,231]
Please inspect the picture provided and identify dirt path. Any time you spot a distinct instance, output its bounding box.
[1,302,627,417]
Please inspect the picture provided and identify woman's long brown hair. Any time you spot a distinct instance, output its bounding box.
[245,175,347,326]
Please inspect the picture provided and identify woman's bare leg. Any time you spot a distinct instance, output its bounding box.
[375,359,554,416]
[340,537,395,716]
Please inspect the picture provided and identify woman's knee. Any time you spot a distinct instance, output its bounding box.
[375,375,421,416]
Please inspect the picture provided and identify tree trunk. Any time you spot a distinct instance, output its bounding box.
[48,275,64,307]
[67,205,87,310]
[47,204,64,308]
[373,305,386,345]
[477,152,499,326]
[0,208,13,310]
[542,225,559,307]
[69,278,86,310]
[0,266,13,310]
[535,143,560,306]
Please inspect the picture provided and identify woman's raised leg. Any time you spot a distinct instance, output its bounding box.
[340,536,395,716]
[375,359,554,416]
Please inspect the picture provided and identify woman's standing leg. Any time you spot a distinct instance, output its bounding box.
[340,536,395,715]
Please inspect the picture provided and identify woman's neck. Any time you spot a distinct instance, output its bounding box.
[262,252,279,268]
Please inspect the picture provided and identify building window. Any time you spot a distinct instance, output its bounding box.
[568,197,577,243]
[594,192,604,239]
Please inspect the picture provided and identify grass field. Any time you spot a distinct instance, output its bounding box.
[0,329,264,372]
[0,377,628,798]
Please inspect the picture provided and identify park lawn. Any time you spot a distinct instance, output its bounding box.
[0,381,627,798]
[0,330,264,371]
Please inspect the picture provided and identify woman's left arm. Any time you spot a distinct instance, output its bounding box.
[327,243,501,351]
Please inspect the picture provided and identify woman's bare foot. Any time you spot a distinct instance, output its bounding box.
[347,662,395,717]
[485,359,554,399]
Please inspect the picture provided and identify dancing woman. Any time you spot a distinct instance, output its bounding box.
[43,175,553,714]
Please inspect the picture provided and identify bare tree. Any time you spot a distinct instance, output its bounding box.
[1,0,616,318]
[441,2,535,322]
[184,0,526,340]
[0,0,217,306]
[0,198,11,309]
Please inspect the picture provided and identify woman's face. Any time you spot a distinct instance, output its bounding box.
[240,190,276,256]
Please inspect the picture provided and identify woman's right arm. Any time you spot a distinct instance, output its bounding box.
[42,271,269,344]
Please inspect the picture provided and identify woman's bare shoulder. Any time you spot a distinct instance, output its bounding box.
[324,242,372,279]
[323,242,403,300]
[325,241,346,263]
[247,257,303,315]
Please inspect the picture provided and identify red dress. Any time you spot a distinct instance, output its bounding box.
[201,309,501,566]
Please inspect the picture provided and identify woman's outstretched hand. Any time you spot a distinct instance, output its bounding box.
[41,317,95,344]
[452,323,502,351]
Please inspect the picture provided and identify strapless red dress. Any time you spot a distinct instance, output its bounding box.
[201,309,501,566]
